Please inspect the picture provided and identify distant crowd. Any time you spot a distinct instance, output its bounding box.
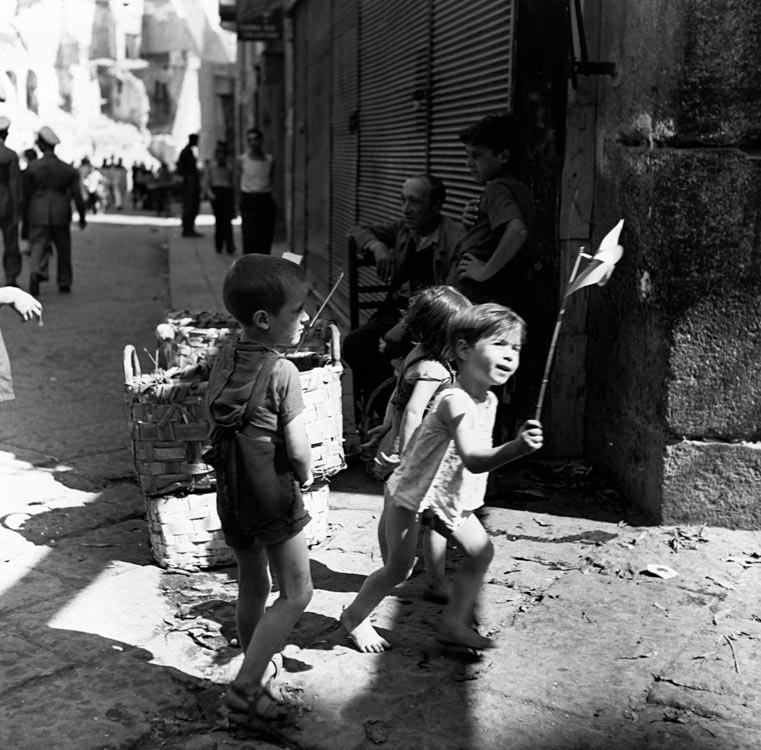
[74,157,179,217]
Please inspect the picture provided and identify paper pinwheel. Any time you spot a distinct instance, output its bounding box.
[564,219,624,297]
[534,220,624,421]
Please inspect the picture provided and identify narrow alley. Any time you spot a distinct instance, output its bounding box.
[0,212,760,750]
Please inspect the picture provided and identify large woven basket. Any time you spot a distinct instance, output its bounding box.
[145,491,232,570]
[157,314,347,480]
[124,345,214,498]
[144,480,330,570]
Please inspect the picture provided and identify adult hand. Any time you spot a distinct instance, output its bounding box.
[461,197,479,228]
[360,422,391,452]
[8,288,43,322]
[78,216,87,230]
[300,472,315,493]
[383,319,408,350]
[516,419,543,454]
[370,241,395,283]
[457,252,489,282]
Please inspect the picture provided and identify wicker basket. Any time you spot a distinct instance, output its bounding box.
[158,310,240,369]
[157,315,346,480]
[145,480,330,570]
[124,345,214,498]
[145,490,232,570]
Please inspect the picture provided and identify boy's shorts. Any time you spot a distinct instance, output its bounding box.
[216,435,311,549]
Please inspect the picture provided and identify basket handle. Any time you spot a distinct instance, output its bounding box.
[123,344,141,384]
[327,323,341,365]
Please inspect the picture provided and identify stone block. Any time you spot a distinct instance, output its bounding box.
[662,440,761,527]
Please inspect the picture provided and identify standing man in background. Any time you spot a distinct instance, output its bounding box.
[236,128,275,254]
[202,142,236,255]
[22,126,87,296]
[0,116,22,287]
[177,133,202,237]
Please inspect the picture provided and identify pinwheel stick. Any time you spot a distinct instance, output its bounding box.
[534,245,590,421]
[294,272,345,352]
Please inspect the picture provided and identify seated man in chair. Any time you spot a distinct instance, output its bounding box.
[344,174,463,412]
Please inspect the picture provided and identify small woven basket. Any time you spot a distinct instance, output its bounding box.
[158,310,240,369]
[124,345,215,498]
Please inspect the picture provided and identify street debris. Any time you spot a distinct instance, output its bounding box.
[723,634,740,674]
[618,650,657,660]
[364,719,390,744]
[706,575,735,590]
[643,564,679,580]
[667,526,708,552]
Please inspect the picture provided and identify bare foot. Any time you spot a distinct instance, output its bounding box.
[340,611,391,653]
[436,623,496,651]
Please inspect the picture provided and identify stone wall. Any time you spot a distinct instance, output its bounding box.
[585,0,761,526]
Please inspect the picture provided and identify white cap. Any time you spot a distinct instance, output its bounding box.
[0,116,10,131]
[38,126,60,146]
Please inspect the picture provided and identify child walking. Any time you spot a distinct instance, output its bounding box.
[205,255,314,724]
[368,285,470,602]
[341,303,543,653]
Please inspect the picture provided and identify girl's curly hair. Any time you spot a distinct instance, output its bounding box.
[406,285,471,360]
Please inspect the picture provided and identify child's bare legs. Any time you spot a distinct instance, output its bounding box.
[437,514,495,650]
[234,546,271,653]
[230,531,313,697]
[422,525,450,601]
[341,501,420,652]
[377,498,388,563]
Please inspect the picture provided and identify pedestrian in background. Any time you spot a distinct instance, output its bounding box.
[0,116,22,287]
[177,133,202,237]
[0,285,42,402]
[204,255,313,726]
[236,128,275,255]
[202,142,236,254]
[22,126,87,296]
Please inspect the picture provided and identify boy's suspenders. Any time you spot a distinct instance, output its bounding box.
[239,352,280,430]
[204,352,280,469]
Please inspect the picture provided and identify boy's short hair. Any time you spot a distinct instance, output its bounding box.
[459,112,524,158]
[448,303,527,356]
[223,255,306,326]
[407,285,471,360]
[246,127,263,139]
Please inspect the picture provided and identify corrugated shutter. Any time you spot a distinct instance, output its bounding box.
[329,0,359,316]
[429,0,516,220]
[291,3,308,253]
[303,0,332,295]
[357,0,430,226]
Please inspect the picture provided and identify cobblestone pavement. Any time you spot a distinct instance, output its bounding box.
[1,211,760,749]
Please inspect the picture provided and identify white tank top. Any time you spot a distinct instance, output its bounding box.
[238,152,273,193]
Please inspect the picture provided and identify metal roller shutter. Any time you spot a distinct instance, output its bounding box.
[357,0,431,226]
[429,0,516,220]
[329,0,359,316]
[303,0,332,294]
[291,3,308,254]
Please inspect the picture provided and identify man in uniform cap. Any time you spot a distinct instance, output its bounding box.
[22,126,86,296]
[0,116,22,286]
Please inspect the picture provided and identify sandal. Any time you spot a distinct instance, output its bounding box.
[221,682,295,725]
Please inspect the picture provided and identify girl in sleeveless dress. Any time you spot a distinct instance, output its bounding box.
[368,285,470,602]
[342,303,543,653]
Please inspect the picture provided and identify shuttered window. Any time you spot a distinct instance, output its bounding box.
[291,2,308,254]
[303,0,332,288]
[357,0,430,226]
[286,0,516,322]
[329,0,359,313]
[429,0,516,220]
